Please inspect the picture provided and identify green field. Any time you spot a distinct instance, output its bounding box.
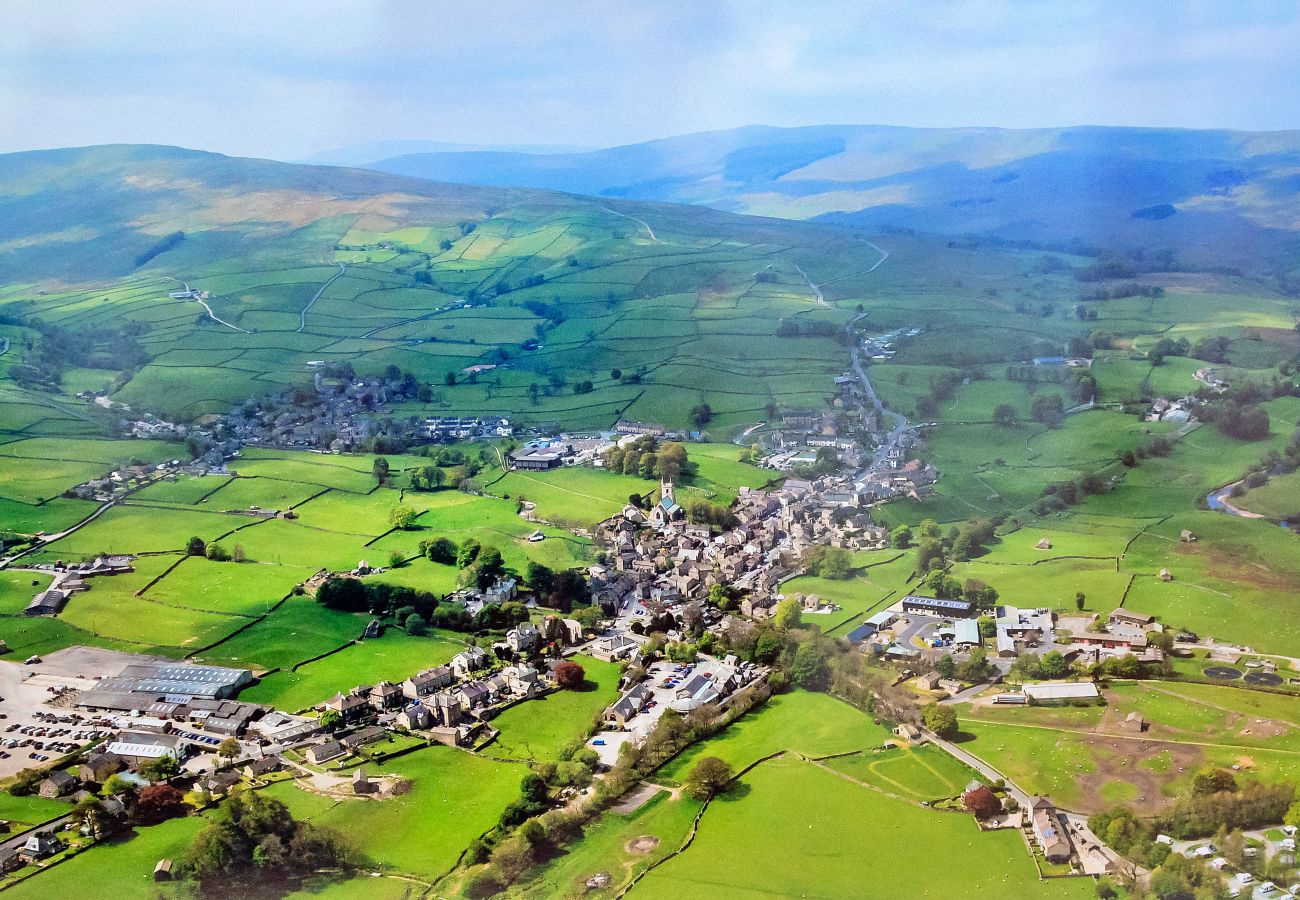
[957,680,1300,812]
[632,755,1093,900]
[826,742,980,802]
[486,656,623,761]
[266,744,524,880]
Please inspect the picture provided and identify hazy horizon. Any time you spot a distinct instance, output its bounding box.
[3,1,1298,161]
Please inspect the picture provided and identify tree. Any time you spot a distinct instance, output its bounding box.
[206,541,230,561]
[684,756,733,801]
[138,755,180,782]
[992,403,1019,426]
[217,738,241,762]
[789,638,831,689]
[230,543,246,563]
[1039,650,1069,679]
[135,783,187,824]
[74,795,111,839]
[963,785,1002,819]
[372,456,390,485]
[936,654,956,678]
[186,536,207,557]
[689,402,714,429]
[1075,591,1086,611]
[424,537,457,564]
[319,709,342,732]
[658,442,688,483]
[388,549,407,569]
[923,704,959,739]
[388,505,419,530]
[891,526,913,549]
[1191,768,1237,796]
[554,661,586,690]
[773,598,802,631]
[1031,393,1065,427]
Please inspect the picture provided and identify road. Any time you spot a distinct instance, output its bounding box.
[847,310,908,470]
[600,206,658,242]
[0,500,118,568]
[193,296,250,333]
[792,263,827,307]
[297,263,347,333]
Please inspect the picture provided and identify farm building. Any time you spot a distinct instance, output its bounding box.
[509,445,569,471]
[901,595,975,618]
[953,619,981,649]
[1071,631,1147,652]
[995,606,1054,657]
[79,661,253,710]
[106,731,181,763]
[1030,797,1073,863]
[1023,682,1100,704]
[1107,609,1154,629]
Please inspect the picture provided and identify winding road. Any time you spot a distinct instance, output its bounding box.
[297,263,348,333]
[600,206,658,242]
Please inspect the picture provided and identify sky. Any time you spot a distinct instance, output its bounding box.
[2,1,1298,161]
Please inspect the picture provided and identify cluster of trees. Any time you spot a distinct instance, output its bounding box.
[7,320,149,392]
[186,790,354,892]
[602,439,689,482]
[1078,282,1164,302]
[801,545,853,579]
[1118,435,1174,468]
[408,464,446,491]
[684,498,737,532]
[935,648,997,684]
[914,370,968,420]
[689,403,713,429]
[1200,401,1272,442]
[911,517,1005,574]
[525,562,589,612]
[184,536,246,563]
[1032,470,1111,515]
[1075,255,1140,282]
[776,318,840,338]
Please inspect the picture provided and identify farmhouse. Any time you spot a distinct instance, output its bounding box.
[1031,797,1073,863]
[321,692,370,724]
[1023,682,1100,704]
[79,750,126,784]
[241,755,283,780]
[1107,609,1154,629]
[901,595,975,618]
[590,633,639,662]
[605,682,652,727]
[38,769,76,798]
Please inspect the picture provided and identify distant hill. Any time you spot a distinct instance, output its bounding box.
[0,144,606,283]
[363,124,1300,272]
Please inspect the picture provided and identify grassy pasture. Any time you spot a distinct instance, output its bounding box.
[239,629,465,711]
[632,755,1093,900]
[266,745,523,880]
[659,691,892,782]
[486,656,622,762]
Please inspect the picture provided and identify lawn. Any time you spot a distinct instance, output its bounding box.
[486,656,623,761]
[266,745,523,880]
[659,691,893,782]
[512,789,701,899]
[239,628,465,711]
[826,742,979,802]
[631,755,1094,900]
[3,815,208,900]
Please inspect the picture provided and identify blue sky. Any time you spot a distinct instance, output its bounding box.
[1,1,1297,159]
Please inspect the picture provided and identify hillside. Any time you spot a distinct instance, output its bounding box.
[364,124,1300,274]
[0,144,880,427]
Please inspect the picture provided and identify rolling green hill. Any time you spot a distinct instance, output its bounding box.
[0,144,885,428]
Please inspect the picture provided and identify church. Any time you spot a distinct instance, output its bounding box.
[649,479,683,529]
